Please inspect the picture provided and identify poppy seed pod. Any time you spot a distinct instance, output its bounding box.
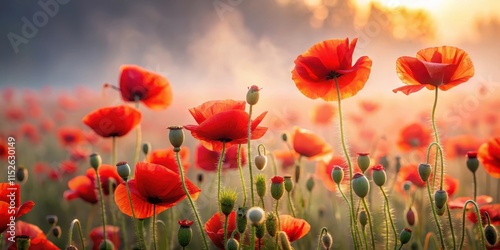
[247,207,265,226]
[270,176,285,200]
[418,163,432,182]
[99,239,114,250]
[255,222,266,239]
[284,176,294,192]
[306,175,315,192]
[359,210,368,228]
[16,167,28,184]
[436,204,446,216]
[255,155,267,170]
[255,174,267,199]
[399,228,412,245]
[236,207,248,233]
[357,153,370,173]
[434,189,448,210]
[46,215,58,226]
[220,189,237,216]
[322,232,333,250]
[406,207,416,226]
[246,85,260,105]
[90,153,102,170]
[116,161,131,181]
[226,237,240,250]
[466,151,479,173]
[352,173,370,198]
[266,212,278,237]
[177,220,193,247]
[52,226,62,238]
[371,165,386,186]
[331,166,344,185]
[142,142,151,156]
[484,224,498,246]
[168,126,184,151]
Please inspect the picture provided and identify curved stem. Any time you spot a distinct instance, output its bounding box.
[423,232,438,250]
[380,187,397,249]
[426,182,445,249]
[217,142,227,215]
[237,144,247,206]
[337,183,360,249]
[95,169,107,244]
[361,198,375,250]
[459,200,485,250]
[287,192,296,217]
[152,205,157,250]
[126,180,144,249]
[425,142,445,190]
[317,227,328,250]
[445,204,456,249]
[68,219,85,250]
[175,151,209,249]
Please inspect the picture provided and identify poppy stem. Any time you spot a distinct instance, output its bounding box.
[174,150,209,250]
[423,231,439,250]
[380,187,397,249]
[336,183,360,249]
[362,225,368,250]
[95,168,108,246]
[425,141,445,190]
[425,182,445,249]
[247,104,257,250]
[316,227,328,250]
[125,180,144,249]
[224,214,229,248]
[112,136,117,166]
[237,144,247,206]
[217,142,227,216]
[459,200,485,250]
[430,88,442,191]
[473,172,477,202]
[361,198,375,250]
[445,203,456,249]
[287,192,296,217]
[152,205,157,250]
[68,219,85,250]
[275,200,281,250]
[134,100,142,165]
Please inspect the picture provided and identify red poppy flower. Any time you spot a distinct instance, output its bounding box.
[291,127,332,161]
[204,211,237,249]
[58,94,78,110]
[90,225,121,250]
[0,183,35,234]
[64,165,123,204]
[467,204,500,226]
[118,65,173,110]
[393,46,474,95]
[5,106,25,122]
[195,144,246,171]
[178,219,194,227]
[449,195,493,209]
[397,123,432,152]
[478,137,500,178]
[60,160,78,175]
[291,38,372,101]
[359,100,379,113]
[20,123,40,144]
[39,118,55,132]
[148,147,190,174]
[315,156,355,191]
[5,221,58,250]
[311,103,336,125]
[273,150,298,170]
[82,105,141,138]
[184,99,268,151]
[57,127,87,147]
[444,135,482,159]
[0,143,7,159]
[279,214,311,242]
[114,162,201,219]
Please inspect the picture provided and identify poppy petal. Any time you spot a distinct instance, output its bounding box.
[392,85,427,95]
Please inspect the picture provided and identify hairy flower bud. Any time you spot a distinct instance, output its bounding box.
[406,207,416,226]
[270,176,284,200]
[255,155,267,171]
[255,174,267,199]
[142,142,152,156]
[484,224,498,246]
[466,151,479,173]
[399,228,412,245]
[236,207,248,233]
[226,237,240,250]
[357,153,370,173]
[284,176,294,192]
[352,173,370,198]
[359,210,368,228]
[371,164,386,186]
[418,163,431,182]
[168,126,184,151]
[265,212,278,237]
[220,188,237,216]
[434,189,448,210]
[246,85,261,105]
[90,153,102,170]
[331,166,344,185]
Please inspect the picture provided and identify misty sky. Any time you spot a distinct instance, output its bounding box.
[1,0,499,99]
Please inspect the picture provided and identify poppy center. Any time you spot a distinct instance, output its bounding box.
[64,134,75,143]
[326,71,343,80]
[217,138,233,143]
[147,197,163,204]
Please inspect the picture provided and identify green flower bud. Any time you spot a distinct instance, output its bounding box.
[247,207,265,226]
[322,231,333,250]
[220,188,237,216]
[399,228,412,245]
[46,215,58,226]
[359,210,368,228]
[177,219,193,247]
[246,85,261,105]
[255,174,267,199]
[357,153,370,173]
[168,126,184,151]
[280,231,292,250]
[99,239,114,250]
[485,224,498,246]
[352,173,370,199]
[226,237,240,250]
[436,204,446,216]
[434,189,448,210]
[466,151,479,173]
[116,162,131,181]
[265,212,278,237]
[52,226,62,238]
[281,133,288,142]
[16,167,28,184]
[270,176,285,200]
[379,155,390,170]
[236,207,248,233]
[142,142,151,156]
[371,164,386,186]
[90,153,102,170]
[255,154,267,171]
[306,175,315,193]
[15,236,30,250]
[331,166,344,184]
[395,156,401,173]
[294,164,301,183]
[418,163,432,182]
[255,222,266,239]
[284,176,294,192]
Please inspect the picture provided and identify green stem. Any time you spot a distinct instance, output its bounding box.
[68,219,85,250]
[425,141,445,190]
[446,204,456,249]
[287,192,296,217]
[361,198,375,250]
[112,136,117,166]
[152,205,157,250]
[384,202,389,250]
[156,220,167,250]
[95,168,107,245]
[275,200,281,250]
[426,182,445,249]
[473,172,477,202]
[175,150,209,249]
[423,232,439,250]
[337,183,360,249]
[224,214,229,247]
[362,226,369,250]
[260,196,266,210]
[247,104,256,250]
[237,144,247,206]
[126,180,144,249]
[317,227,328,250]
[397,244,403,250]
[134,100,141,165]
[459,200,485,250]
[380,187,397,249]
[217,142,227,215]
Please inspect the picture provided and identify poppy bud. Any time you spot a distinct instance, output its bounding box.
[247,207,265,226]
[331,166,344,184]
[403,181,412,192]
[357,153,370,173]
[52,226,62,238]
[116,161,131,181]
[15,236,30,250]
[197,173,203,183]
[270,176,285,200]
[418,163,432,182]
[90,153,102,170]
[99,239,114,250]
[16,167,28,184]
[434,189,448,210]
[406,207,416,226]
[352,173,370,199]
[279,231,292,250]
[265,212,278,237]
[66,245,78,250]
[306,175,315,192]
[484,224,498,246]
[255,154,267,170]
[436,204,446,216]
[359,210,368,228]
[246,85,261,105]
[466,151,479,173]
[294,164,301,183]
[237,207,248,233]
[177,219,193,247]
[142,142,151,156]
[226,237,240,250]
[399,228,412,245]
[46,215,58,226]
[379,155,390,170]
[395,156,401,173]
[371,164,386,187]
[284,176,294,192]
[322,231,333,250]
[255,174,267,199]
[220,188,237,216]
[256,222,266,239]
[168,126,184,151]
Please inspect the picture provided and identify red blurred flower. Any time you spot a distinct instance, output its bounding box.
[184,99,268,151]
[273,150,298,170]
[204,211,237,249]
[148,147,190,174]
[359,100,379,113]
[0,183,35,234]
[39,118,55,132]
[291,38,372,101]
[195,144,246,171]
[0,143,7,159]
[444,135,482,159]
[118,65,173,110]
[467,204,500,226]
[315,156,351,191]
[82,105,141,138]
[280,214,311,242]
[57,94,78,110]
[449,195,493,209]
[5,106,25,122]
[291,127,332,161]
[57,127,87,147]
[5,221,58,250]
[397,123,432,152]
[114,162,200,219]
[311,103,336,125]
[90,225,121,250]
[478,137,500,178]
[60,160,78,175]
[393,46,474,95]
[20,123,40,144]
[64,165,123,204]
